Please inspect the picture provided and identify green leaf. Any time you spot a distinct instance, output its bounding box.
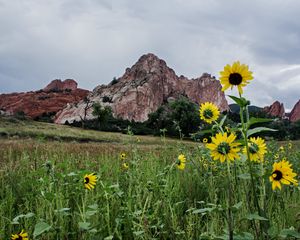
[232,201,243,211]
[245,213,268,221]
[192,208,214,214]
[247,127,277,137]
[78,222,91,230]
[279,229,300,238]
[238,173,251,180]
[133,231,145,236]
[228,95,244,107]
[104,236,114,240]
[219,115,227,128]
[33,222,51,238]
[247,117,273,128]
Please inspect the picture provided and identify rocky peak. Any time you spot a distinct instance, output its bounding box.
[289,99,300,122]
[43,79,78,92]
[55,53,229,124]
[0,79,89,120]
[263,101,285,118]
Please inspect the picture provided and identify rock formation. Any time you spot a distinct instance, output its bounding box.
[289,99,300,122]
[0,79,89,120]
[43,79,78,92]
[263,101,285,118]
[55,53,229,124]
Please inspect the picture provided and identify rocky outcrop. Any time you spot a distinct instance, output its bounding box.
[43,79,78,92]
[289,99,300,122]
[0,79,89,120]
[263,101,285,118]
[55,53,229,124]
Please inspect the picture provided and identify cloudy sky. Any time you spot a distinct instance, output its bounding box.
[1,0,300,110]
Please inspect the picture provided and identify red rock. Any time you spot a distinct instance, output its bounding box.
[263,101,285,118]
[43,79,78,92]
[289,99,300,122]
[0,79,89,120]
[55,53,229,124]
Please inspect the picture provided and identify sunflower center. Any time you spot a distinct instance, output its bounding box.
[229,73,242,85]
[217,142,231,155]
[203,109,213,119]
[16,236,23,240]
[272,170,283,181]
[84,177,90,184]
[249,142,259,154]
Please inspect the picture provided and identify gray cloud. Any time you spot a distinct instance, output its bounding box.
[0,0,299,110]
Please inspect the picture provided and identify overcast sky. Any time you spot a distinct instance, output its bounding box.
[0,0,300,110]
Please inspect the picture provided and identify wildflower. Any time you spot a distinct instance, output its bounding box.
[84,173,97,190]
[122,162,129,170]
[11,230,28,240]
[243,137,267,162]
[288,142,292,149]
[177,154,186,170]
[199,102,220,124]
[269,160,298,190]
[206,132,240,163]
[120,153,126,160]
[202,138,208,143]
[219,61,253,94]
[279,146,285,152]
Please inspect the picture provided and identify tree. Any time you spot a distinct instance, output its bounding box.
[80,97,94,129]
[92,103,112,130]
[147,97,200,137]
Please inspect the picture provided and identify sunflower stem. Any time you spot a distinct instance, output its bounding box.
[226,158,234,240]
[239,100,269,239]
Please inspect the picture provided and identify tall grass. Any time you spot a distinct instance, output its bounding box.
[0,137,299,239]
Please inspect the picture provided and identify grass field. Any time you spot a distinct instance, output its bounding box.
[0,117,300,239]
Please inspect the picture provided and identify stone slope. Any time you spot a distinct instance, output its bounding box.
[263,101,285,118]
[0,79,89,120]
[289,99,300,122]
[55,53,229,124]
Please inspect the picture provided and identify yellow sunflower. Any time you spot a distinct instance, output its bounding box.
[177,154,186,170]
[206,132,240,163]
[11,230,28,240]
[84,173,97,190]
[199,102,220,124]
[269,160,298,190]
[219,61,253,94]
[202,138,208,143]
[122,162,129,170]
[120,153,126,161]
[243,137,267,162]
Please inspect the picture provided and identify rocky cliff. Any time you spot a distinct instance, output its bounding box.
[0,79,89,120]
[289,99,300,122]
[263,101,285,118]
[55,53,229,124]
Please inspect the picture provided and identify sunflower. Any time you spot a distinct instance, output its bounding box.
[243,137,267,162]
[219,61,253,94]
[122,162,129,170]
[11,230,28,240]
[84,173,97,190]
[206,132,240,163]
[120,153,126,161]
[269,160,298,190]
[177,154,186,170]
[199,102,220,124]
[202,138,208,143]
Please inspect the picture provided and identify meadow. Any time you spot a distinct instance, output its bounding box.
[0,117,300,239]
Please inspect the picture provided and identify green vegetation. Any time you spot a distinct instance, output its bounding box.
[0,117,299,239]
